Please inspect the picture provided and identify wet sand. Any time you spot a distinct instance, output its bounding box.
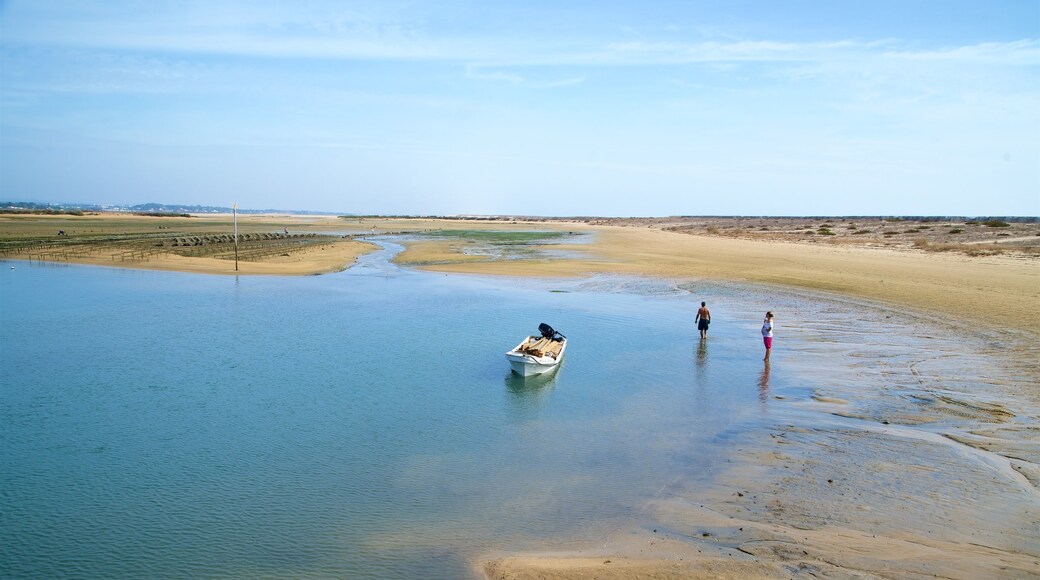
[477,285,1040,579]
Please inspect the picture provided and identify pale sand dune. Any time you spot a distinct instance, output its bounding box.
[395,223,1040,333]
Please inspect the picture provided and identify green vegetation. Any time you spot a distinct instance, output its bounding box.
[948,228,964,234]
[852,229,871,235]
[817,228,835,235]
[983,220,1010,228]
[417,229,579,263]
[424,230,567,244]
[912,238,1039,256]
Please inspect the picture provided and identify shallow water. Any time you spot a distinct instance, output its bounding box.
[1,241,1036,578]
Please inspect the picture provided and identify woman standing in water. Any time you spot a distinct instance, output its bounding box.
[761,311,774,362]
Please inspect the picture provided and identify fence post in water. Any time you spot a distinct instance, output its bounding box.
[233,202,239,271]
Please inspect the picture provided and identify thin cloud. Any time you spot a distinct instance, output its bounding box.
[465,64,585,88]
[883,39,1040,65]
[465,65,525,84]
[3,1,1037,71]
[532,77,585,88]
[599,39,1038,67]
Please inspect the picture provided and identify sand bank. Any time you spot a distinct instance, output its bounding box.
[482,554,784,579]
[393,222,1040,334]
[515,417,1038,579]
[0,213,377,276]
[68,238,375,276]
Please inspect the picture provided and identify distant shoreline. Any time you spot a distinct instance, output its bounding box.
[4,202,1039,221]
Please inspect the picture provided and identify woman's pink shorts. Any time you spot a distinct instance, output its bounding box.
[763,336,773,349]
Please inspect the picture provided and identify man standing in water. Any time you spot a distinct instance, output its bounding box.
[762,311,774,362]
[695,302,711,339]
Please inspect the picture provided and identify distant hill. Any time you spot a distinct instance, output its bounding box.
[0,201,344,216]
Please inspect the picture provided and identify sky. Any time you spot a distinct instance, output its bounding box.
[1,1,1037,216]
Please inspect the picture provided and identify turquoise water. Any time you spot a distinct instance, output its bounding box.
[3,241,1032,578]
[2,242,785,578]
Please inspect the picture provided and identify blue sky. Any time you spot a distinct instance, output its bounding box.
[1,1,1037,215]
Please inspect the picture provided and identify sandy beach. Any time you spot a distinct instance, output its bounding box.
[53,239,374,277]
[3,212,1039,579]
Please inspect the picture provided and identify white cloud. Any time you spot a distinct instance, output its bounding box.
[4,1,1037,73]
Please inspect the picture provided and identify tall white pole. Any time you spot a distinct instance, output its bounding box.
[233,202,239,271]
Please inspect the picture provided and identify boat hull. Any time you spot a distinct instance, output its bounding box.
[506,356,558,377]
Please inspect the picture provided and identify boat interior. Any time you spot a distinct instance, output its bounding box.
[517,336,563,358]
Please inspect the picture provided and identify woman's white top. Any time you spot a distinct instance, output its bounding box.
[761,319,773,337]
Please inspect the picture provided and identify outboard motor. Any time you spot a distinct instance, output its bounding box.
[538,323,565,341]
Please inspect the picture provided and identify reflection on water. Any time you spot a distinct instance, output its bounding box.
[693,337,709,395]
[696,338,709,368]
[758,362,771,403]
[503,366,561,418]
[504,366,562,393]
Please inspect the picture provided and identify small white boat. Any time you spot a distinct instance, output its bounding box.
[506,324,567,377]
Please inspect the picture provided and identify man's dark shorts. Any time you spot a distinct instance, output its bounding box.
[698,319,710,331]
